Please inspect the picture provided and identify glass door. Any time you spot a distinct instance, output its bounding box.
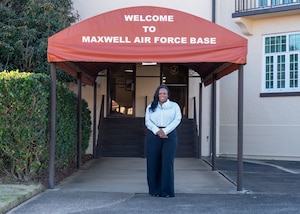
[161,64,188,117]
[108,63,135,116]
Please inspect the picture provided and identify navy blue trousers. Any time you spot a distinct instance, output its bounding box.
[146,130,178,197]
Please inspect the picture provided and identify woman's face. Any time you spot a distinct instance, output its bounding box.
[158,88,168,104]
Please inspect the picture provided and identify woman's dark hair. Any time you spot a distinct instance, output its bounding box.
[149,85,170,112]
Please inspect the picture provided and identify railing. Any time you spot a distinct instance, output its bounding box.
[193,97,197,123]
[96,95,105,157]
[145,96,148,112]
[235,0,300,12]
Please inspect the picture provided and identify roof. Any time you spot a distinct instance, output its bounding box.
[47,6,247,85]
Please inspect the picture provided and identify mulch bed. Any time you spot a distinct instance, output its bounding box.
[0,154,94,186]
[40,154,94,186]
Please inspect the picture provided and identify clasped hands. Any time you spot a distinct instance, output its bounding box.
[156,128,168,138]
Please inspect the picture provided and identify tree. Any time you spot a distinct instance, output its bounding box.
[0,0,79,81]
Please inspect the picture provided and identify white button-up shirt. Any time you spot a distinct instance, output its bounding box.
[145,99,182,135]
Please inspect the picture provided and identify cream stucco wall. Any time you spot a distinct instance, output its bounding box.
[73,0,212,22]
[217,0,300,160]
[66,73,107,154]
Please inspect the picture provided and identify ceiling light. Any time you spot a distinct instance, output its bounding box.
[142,62,157,66]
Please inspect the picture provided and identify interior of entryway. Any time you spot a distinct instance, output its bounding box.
[100,63,195,158]
[108,63,135,117]
[107,63,188,118]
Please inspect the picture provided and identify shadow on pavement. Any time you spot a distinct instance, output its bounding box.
[204,157,300,194]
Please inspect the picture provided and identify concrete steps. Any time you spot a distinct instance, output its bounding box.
[97,117,197,158]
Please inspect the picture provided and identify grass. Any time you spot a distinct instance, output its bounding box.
[0,183,44,214]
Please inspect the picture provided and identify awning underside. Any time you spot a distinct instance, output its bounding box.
[54,61,238,86]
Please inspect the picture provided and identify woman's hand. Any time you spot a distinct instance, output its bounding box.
[157,128,168,138]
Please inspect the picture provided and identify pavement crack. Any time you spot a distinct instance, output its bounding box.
[67,193,135,214]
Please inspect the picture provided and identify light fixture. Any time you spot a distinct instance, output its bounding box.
[142,62,157,66]
[124,69,133,72]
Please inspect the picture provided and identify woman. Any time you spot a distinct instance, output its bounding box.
[145,85,182,197]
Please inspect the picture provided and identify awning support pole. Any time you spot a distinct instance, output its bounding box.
[198,83,203,159]
[237,65,244,191]
[77,72,82,169]
[49,63,56,189]
[93,82,97,158]
[211,74,217,170]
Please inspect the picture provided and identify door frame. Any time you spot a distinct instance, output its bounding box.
[160,64,189,117]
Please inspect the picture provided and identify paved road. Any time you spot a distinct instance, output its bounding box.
[7,158,300,214]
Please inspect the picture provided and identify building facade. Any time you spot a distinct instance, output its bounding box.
[69,0,300,160]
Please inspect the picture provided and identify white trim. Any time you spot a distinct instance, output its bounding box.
[262,31,300,93]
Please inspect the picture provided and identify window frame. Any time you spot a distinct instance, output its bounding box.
[262,32,300,94]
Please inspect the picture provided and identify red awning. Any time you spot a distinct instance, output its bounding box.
[47,6,247,85]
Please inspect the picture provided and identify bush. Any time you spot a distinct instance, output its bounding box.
[0,70,91,182]
[55,81,91,168]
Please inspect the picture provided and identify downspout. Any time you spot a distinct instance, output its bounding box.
[210,0,217,170]
[211,74,217,170]
[237,65,244,191]
[212,0,216,23]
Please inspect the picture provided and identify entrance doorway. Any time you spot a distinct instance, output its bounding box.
[108,63,135,116]
[161,64,188,117]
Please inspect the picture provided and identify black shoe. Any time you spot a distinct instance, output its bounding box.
[151,194,160,197]
[162,195,174,198]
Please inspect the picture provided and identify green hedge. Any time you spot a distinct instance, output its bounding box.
[0,70,91,182]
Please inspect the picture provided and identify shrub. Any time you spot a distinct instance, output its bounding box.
[0,70,91,182]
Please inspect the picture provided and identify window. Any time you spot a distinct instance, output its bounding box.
[263,32,300,93]
[259,0,299,7]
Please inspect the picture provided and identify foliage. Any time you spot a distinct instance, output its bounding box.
[0,71,50,181]
[0,70,91,182]
[0,0,79,81]
[55,82,91,168]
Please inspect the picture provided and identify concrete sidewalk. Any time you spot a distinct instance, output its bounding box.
[55,157,236,194]
[5,158,235,214]
[5,157,300,214]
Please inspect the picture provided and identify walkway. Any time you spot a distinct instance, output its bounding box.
[7,157,300,214]
[55,158,235,194]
